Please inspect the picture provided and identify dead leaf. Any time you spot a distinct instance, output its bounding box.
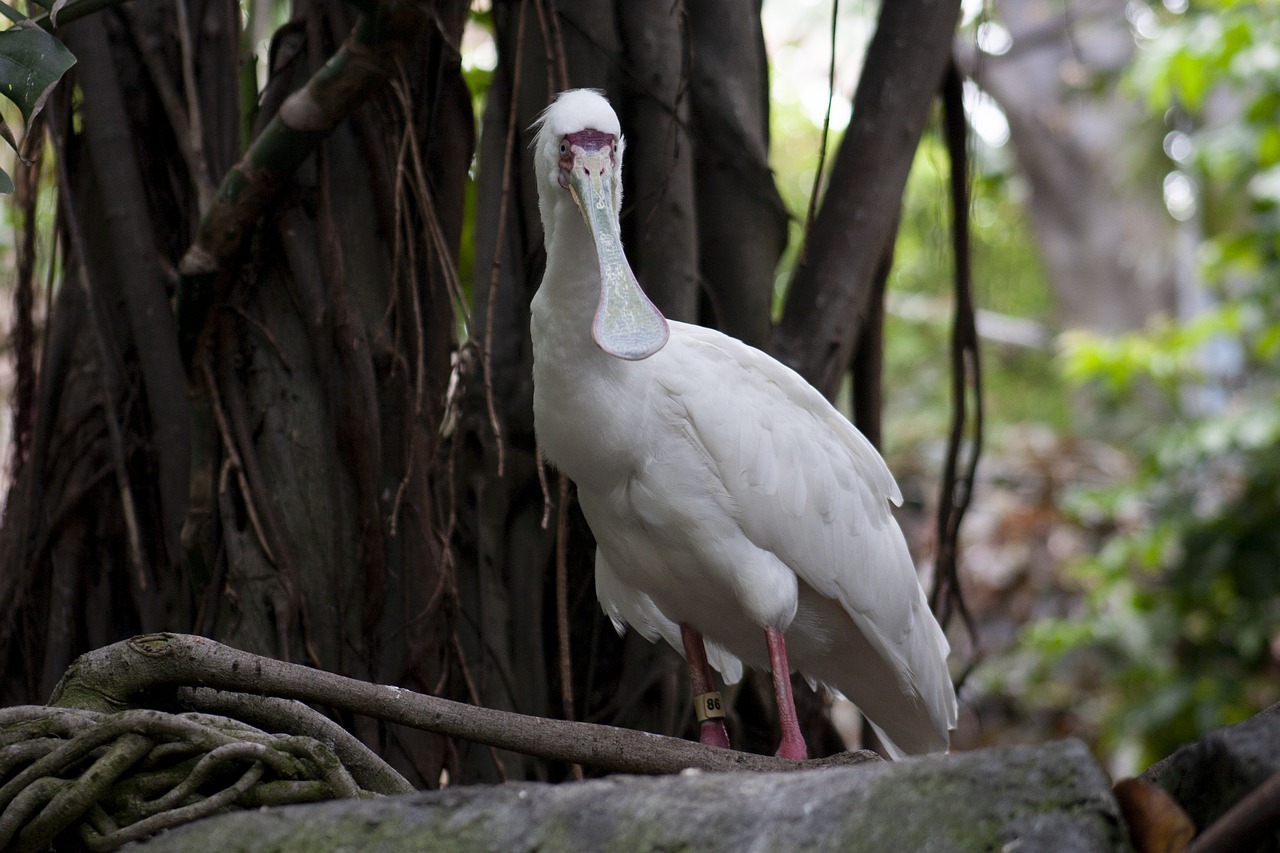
[1114,776,1196,853]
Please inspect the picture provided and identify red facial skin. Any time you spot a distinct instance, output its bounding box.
[558,129,616,189]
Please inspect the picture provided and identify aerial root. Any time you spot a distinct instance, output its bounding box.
[0,704,398,852]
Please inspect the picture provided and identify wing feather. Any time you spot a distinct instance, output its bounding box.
[669,324,907,613]
[595,549,746,685]
[664,322,955,745]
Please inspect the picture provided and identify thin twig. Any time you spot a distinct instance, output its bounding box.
[200,362,278,566]
[530,0,558,101]
[229,305,293,373]
[390,66,468,317]
[448,635,509,783]
[47,119,150,594]
[387,84,423,536]
[930,58,982,660]
[481,0,535,479]
[800,0,839,267]
[537,0,568,93]
[387,64,466,533]
[554,475,583,780]
[172,0,215,210]
[121,7,213,211]
[536,440,554,529]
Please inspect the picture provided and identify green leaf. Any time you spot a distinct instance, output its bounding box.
[1169,50,1209,110]
[1217,18,1254,69]
[1258,126,1280,167]
[0,22,76,124]
[0,111,17,150]
[1246,90,1280,123]
[0,163,13,194]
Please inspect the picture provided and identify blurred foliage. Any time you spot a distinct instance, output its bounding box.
[883,132,1063,454]
[455,5,496,333]
[770,97,1064,456]
[1026,401,1280,768]
[1059,305,1247,406]
[1018,0,1280,770]
[890,135,1052,320]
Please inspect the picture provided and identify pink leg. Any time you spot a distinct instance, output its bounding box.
[680,624,731,749]
[766,626,808,760]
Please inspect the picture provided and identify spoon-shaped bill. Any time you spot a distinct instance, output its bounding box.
[567,145,669,361]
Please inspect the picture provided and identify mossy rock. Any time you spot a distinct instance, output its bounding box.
[133,739,1130,852]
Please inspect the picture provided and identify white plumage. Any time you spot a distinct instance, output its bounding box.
[530,89,957,759]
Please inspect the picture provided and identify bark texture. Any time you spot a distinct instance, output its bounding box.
[0,0,474,789]
[1,0,967,788]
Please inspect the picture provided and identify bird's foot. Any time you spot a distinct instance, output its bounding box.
[698,719,731,750]
[774,735,808,761]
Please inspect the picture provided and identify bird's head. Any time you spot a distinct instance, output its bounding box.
[533,89,669,361]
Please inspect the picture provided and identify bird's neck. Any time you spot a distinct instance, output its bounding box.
[531,195,644,487]
[532,195,610,364]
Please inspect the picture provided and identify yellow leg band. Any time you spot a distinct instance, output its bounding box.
[694,691,726,722]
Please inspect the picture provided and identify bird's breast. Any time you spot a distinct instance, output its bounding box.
[531,344,654,493]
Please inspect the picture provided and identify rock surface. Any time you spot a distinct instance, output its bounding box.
[1143,702,1280,850]
[134,739,1131,852]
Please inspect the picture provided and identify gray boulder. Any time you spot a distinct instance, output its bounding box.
[1143,703,1280,851]
[134,739,1130,852]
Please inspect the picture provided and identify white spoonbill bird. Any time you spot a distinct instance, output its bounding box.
[530,89,957,760]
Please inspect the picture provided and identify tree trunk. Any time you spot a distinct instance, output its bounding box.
[1,0,475,788]
[1,0,963,785]
[776,0,963,398]
[966,0,1181,332]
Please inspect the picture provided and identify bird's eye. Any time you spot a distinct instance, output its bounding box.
[559,141,568,155]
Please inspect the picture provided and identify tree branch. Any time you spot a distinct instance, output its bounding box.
[930,58,983,646]
[687,0,786,349]
[775,0,962,398]
[63,12,191,573]
[51,634,881,777]
[174,0,435,370]
[1185,769,1280,853]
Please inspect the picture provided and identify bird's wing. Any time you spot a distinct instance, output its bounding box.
[657,323,948,687]
[594,548,674,643]
[594,547,746,684]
